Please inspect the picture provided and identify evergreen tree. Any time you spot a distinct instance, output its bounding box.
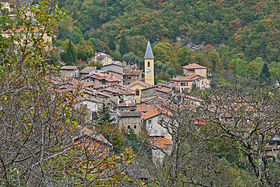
[108,38,116,51]
[119,35,129,57]
[60,39,77,65]
[259,63,271,84]
[97,103,113,126]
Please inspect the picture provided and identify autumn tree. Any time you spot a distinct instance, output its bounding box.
[0,1,135,185]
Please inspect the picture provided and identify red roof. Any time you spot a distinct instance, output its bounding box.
[186,73,202,80]
[155,87,171,93]
[142,110,161,120]
[183,63,207,69]
[172,76,192,82]
[103,88,121,94]
[150,137,173,149]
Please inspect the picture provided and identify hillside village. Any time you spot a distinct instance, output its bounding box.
[47,41,210,162]
[2,1,280,185]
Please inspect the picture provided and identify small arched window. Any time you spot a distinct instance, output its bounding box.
[127,125,131,129]
[148,61,150,67]
[135,89,140,96]
[134,125,137,129]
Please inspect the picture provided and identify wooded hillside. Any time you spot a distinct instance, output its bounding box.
[56,0,280,81]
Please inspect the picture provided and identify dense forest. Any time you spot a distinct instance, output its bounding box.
[55,0,280,82]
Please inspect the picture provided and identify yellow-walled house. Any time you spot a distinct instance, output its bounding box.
[129,80,150,103]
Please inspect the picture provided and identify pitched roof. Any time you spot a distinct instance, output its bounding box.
[144,41,154,59]
[155,87,171,94]
[104,69,123,75]
[186,73,202,80]
[75,127,112,146]
[103,88,121,94]
[150,137,173,149]
[102,63,124,68]
[60,66,79,70]
[172,76,192,82]
[80,66,96,74]
[142,110,161,120]
[124,70,142,76]
[129,80,150,88]
[183,63,207,69]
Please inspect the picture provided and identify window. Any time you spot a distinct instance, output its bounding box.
[148,61,150,67]
[128,77,131,79]
[127,125,131,129]
[134,125,137,129]
[200,69,203,74]
[135,89,140,96]
[181,83,185,86]
[148,120,152,124]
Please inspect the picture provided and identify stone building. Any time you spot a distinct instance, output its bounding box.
[118,111,142,135]
[60,66,80,78]
[123,70,142,85]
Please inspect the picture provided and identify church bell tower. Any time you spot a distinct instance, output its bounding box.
[144,41,155,86]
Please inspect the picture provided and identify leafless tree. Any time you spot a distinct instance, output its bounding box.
[139,94,255,187]
[199,79,280,186]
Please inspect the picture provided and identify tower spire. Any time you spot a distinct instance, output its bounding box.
[144,41,154,59]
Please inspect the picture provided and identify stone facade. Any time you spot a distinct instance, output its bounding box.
[118,111,142,135]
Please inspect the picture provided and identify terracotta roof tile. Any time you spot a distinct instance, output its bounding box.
[186,73,202,80]
[172,76,192,82]
[76,127,112,146]
[142,110,161,120]
[150,137,173,149]
[183,63,207,69]
[155,87,171,93]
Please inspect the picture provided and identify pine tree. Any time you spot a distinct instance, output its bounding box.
[61,39,77,65]
[259,63,271,84]
[97,103,113,126]
[119,35,129,57]
[108,38,116,51]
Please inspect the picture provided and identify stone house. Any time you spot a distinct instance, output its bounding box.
[141,86,171,100]
[92,52,113,65]
[173,74,210,93]
[102,63,124,74]
[118,111,142,135]
[129,80,150,103]
[117,103,137,112]
[103,70,124,84]
[80,66,96,77]
[73,97,101,121]
[142,110,172,140]
[60,66,80,78]
[183,63,207,77]
[172,76,193,92]
[149,136,173,164]
[123,70,142,85]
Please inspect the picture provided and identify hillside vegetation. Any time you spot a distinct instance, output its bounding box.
[56,0,280,82]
